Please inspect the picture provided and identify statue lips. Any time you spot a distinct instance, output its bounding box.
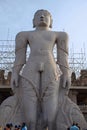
[39,18,47,26]
[40,18,44,21]
[40,18,45,23]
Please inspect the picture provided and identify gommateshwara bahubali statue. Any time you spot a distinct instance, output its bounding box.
[0,9,87,130]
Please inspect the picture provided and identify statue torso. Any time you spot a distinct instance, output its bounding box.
[21,30,59,85]
[28,30,56,55]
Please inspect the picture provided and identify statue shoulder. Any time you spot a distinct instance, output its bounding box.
[55,31,69,53]
[15,31,30,48]
[16,31,30,40]
[55,31,69,40]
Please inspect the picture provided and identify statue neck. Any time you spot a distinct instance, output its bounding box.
[35,26,51,31]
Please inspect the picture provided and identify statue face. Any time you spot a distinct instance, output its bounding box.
[33,10,52,28]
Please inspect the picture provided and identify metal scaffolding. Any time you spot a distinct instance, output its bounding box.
[69,44,87,77]
[0,40,15,72]
[0,39,87,77]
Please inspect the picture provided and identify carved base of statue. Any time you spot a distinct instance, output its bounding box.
[0,76,87,130]
[56,82,87,130]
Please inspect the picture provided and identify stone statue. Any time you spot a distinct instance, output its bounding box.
[11,9,70,130]
[0,9,87,130]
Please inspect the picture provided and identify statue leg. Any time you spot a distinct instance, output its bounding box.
[19,77,38,130]
[42,83,59,130]
[23,99,37,130]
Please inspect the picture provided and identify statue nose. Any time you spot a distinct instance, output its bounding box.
[40,15,44,18]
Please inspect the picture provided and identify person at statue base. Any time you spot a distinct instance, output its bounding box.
[21,122,27,130]
[70,123,79,130]
[11,9,71,130]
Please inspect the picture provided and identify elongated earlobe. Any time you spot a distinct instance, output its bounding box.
[50,19,52,28]
[33,19,35,28]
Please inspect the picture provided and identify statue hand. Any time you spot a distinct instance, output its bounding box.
[11,72,19,91]
[60,74,71,88]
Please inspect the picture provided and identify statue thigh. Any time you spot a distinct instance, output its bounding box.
[19,77,37,123]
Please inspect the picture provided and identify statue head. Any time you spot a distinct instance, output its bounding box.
[33,9,53,28]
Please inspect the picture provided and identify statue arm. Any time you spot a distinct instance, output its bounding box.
[11,32,27,90]
[13,32,27,74]
[56,32,71,88]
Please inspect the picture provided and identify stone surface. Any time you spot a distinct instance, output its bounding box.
[56,77,87,129]
[71,70,87,86]
[0,9,87,130]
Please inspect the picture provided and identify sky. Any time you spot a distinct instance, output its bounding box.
[0,0,87,56]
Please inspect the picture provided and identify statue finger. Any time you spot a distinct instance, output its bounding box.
[62,78,66,88]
